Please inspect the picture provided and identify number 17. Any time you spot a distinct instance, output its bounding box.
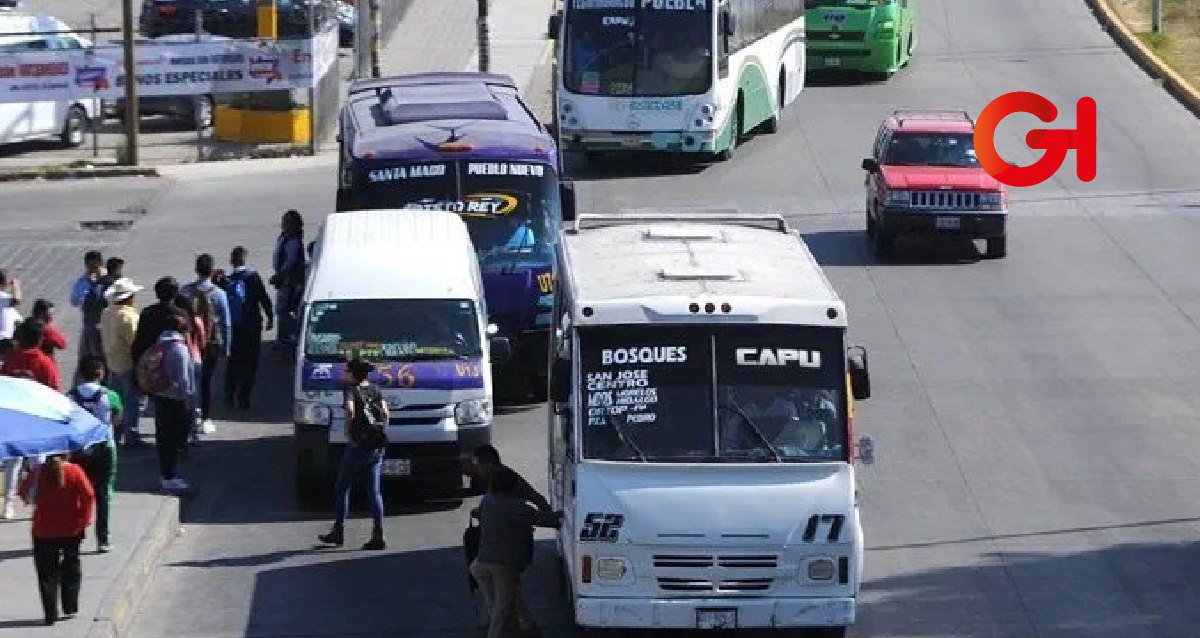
[803,514,844,542]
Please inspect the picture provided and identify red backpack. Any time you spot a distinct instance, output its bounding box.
[136,341,170,396]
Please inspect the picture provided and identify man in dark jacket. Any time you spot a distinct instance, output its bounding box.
[221,246,274,409]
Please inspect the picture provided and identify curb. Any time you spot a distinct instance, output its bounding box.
[0,166,160,182]
[85,495,181,638]
[1085,0,1200,118]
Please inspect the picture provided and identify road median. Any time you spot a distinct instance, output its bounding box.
[1087,0,1200,117]
[0,160,160,182]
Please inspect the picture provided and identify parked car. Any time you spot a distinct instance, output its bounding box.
[861,109,1010,259]
[0,12,101,148]
[106,33,228,130]
[139,0,339,39]
[0,0,21,10]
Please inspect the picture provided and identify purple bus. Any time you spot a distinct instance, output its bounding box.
[336,72,576,400]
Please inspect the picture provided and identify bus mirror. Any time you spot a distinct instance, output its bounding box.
[550,358,570,403]
[856,435,875,465]
[559,181,577,222]
[489,336,512,364]
[804,0,820,9]
[721,10,736,36]
[861,157,879,172]
[547,11,561,39]
[848,346,870,400]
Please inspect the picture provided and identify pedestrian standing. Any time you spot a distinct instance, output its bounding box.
[0,269,22,358]
[100,278,143,447]
[68,251,107,365]
[172,295,206,445]
[318,358,389,551]
[128,277,181,449]
[137,308,196,492]
[221,246,274,409]
[16,454,95,626]
[181,254,231,435]
[67,357,120,553]
[470,466,562,638]
[31,299,69,366]
[270,209,306,348]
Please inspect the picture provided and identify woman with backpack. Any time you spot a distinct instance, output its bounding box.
[138,308,196,492]
[172,295,206,446]
[318,357,389,551]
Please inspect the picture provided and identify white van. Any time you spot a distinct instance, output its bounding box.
[292,208,512,505]
[0,12,99,147]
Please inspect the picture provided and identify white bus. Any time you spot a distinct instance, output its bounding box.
[547,212,874,635]
[548,0,807,163]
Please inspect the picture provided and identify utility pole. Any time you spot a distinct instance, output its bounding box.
[1151,0,1163,33]
[477,0,490,72]
[354,0,371,78]
[120,0,139,165]
[368,0,380,77]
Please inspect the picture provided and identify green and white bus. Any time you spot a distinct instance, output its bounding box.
[805,0,918,78]
[548,0,807,163]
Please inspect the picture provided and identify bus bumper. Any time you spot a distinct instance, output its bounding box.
[576,596,854,629]
[809,36,901,73]
[558,129,717,154]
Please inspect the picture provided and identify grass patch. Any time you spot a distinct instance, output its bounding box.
[1109,0,1200,88]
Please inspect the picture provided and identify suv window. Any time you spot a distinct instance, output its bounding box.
[883,131,979,168]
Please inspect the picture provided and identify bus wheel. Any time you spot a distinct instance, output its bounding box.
[761,72,784,134]
[715,97,741,161]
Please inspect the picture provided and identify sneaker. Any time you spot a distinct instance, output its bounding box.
[2,502,14,520]
[201,419,216,435]
[160,477,190,491]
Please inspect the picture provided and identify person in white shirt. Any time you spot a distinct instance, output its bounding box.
[1,269,24,520]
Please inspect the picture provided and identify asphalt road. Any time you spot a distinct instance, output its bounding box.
[109,0,1200,636]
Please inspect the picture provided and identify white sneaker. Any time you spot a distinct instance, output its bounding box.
[201,419,216,435]
[160,477,190,491]
[2,502,14,520]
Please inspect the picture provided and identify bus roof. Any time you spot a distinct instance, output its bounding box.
[558,213,847,328]
[342,72,557,166]
[307,209,481,302]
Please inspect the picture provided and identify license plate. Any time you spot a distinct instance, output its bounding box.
[696,608,737,629]
[381,458,410,476]
[935,216,961,230]
[824,57,841,67]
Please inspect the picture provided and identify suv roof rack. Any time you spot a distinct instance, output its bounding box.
[891,109,974,126]
[571,211,790,234]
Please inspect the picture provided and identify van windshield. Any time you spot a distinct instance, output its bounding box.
[304,299,482,362]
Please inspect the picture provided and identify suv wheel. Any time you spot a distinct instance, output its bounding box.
[873,225,895,259]
[865,203,877,238]
[985,236,1007,259]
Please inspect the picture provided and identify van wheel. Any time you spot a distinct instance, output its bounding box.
[61,106,87,148]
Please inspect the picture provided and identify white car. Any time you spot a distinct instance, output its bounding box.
[0,12,101,148]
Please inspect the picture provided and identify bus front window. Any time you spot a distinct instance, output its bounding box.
[565,3,712,97]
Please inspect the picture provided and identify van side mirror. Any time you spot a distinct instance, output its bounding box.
[721,10,736,36]
[547,11,561,39]
[489,335,512,364]
[549,357,570,404]
[847,345,870,400]
[861,157,879,172]
[559,181,577,222]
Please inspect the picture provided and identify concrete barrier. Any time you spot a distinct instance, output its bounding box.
[1085,0,1200,118]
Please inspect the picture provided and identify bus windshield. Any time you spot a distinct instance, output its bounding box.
[564,0,712,97]
[304,299,482,363]
[349,159,559,261]
[580,324,848,463]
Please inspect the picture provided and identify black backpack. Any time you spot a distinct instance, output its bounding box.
[348,385,388,449]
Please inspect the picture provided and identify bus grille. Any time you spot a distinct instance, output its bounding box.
[908,190,984,209]
[657,577,774,593]
[652,554,779,568]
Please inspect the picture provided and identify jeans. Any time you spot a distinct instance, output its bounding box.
[107,370,141,438]
[33,536,82,622]
[225,324,262,405]
[78,325,104,361]
[3,457,22,506]
[198,344,220,420]
[152,397,189,480]
[190,360,203,434]
[332,444,384,531]
[275,286,301,343]
[93,484,110,546]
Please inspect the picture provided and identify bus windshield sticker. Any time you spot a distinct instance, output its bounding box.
[572,0,636,9]
[366,162,449,182]
[643,0,707,9]
[407,190,524,216]
[466,162,546,177]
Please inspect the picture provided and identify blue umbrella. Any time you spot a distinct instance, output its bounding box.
[0,376,112,459]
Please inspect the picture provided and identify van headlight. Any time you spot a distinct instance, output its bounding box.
[294,400,332,426]
[806,558,836,582]
[455,399,491,425]
[594,557,629,581]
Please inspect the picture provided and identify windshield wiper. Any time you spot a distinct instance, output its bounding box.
[397,351,477,362]
[606,413,646,462]
[719,404,782,462]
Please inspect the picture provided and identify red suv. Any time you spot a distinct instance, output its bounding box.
[861,109,1009,259]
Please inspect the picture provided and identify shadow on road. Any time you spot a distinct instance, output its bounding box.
[803,230,986,267]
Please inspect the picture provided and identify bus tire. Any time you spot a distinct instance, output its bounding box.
[761,71,784,134]
[715,95,741,162]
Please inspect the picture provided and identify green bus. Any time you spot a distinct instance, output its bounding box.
[805,0,918,78]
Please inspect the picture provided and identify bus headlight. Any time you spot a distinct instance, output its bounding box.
[806,558,836,582]
[294,401,332,426]
[455,399,491,425]
[594,557,629,581]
